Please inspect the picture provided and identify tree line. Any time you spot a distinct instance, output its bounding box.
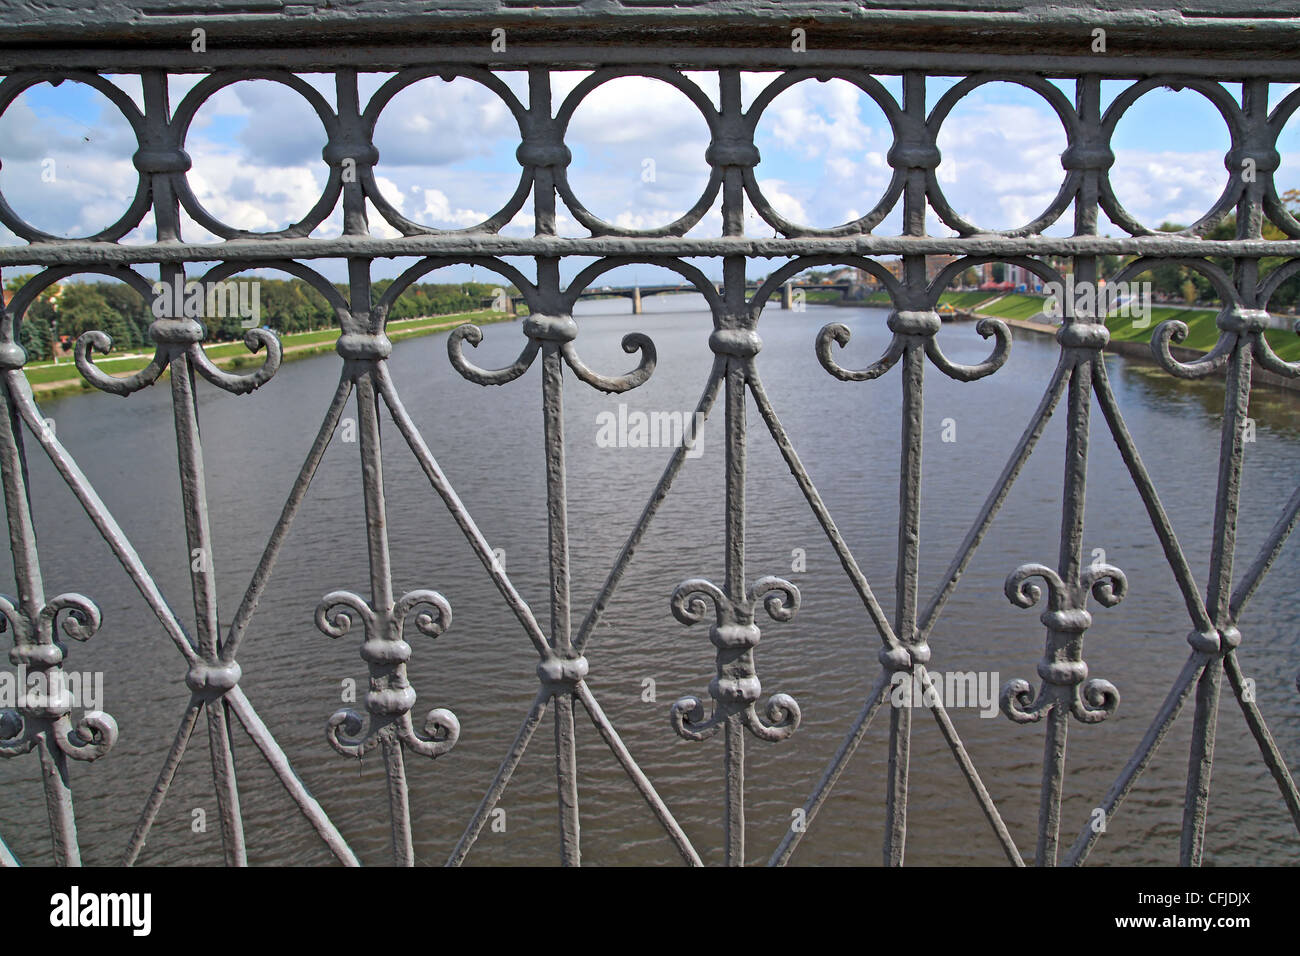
[1,275,508,363]
[794,191,1300,309]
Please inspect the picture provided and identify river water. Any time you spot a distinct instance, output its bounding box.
[2,295,1298,866]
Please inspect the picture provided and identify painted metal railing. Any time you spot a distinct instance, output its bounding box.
[1,23,1299,867]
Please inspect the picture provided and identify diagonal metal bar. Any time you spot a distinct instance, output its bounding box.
[377,362,551,658]
[0,832,16,867]
[769,669,891,866]
[224,686,360,867]
[916,355,1069,643]
[1221,651,1300,834]
[923,670,1025,866]
[1228,481,1300,624]
[15,369,354,867]
[123,695,203,866]
[223,373,354,662]
[9,372,199,666]
[748,371,899,649]
[573,359,723,653]
[1091,361,1214,634]
[1064,651,1208,867]
[447,687,550,867]
[574,680,702,866]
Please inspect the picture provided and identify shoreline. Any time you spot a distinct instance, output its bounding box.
[27,310,516,402]
[28,300,1299,400]
[997,315,1300,395]
[844,291,1300,395]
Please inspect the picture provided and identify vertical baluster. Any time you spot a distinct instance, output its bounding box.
[719,69,746,240]
[443,66,677,864]
[169,345,247,866]
[1179,326,1246,867]
[883,69,930,867]
[530,66,558,240]
[358,359,413,863]
[1036,113,1101,858]
[1179,77,1268,866]
[721,75,751,865]
[721,258,749,866]
[345,71,407,863]
[532,64,580,865]
[0,373,72,864]
[1036,351,1092,867]
[151,67,242,863]
[538,256,581,866]
[0,347,118,865]
[319,264,460,862]
[659,74,803,863]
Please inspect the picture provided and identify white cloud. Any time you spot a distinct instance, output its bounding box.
[559,76,713,231]
[762,79,883,159]
[415,187,488,228]
[1108,149,1228,228]
[933,101,1068,230]
[371,77,518,167]
[747,77,895,229]
[186,151,326,234]
[753,180,809,225]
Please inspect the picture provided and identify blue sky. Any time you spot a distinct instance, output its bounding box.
[1,73,1297,289]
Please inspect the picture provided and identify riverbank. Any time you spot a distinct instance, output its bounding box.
[854,289,1300,393]
[26,309,513,400]
[993,313,1300,395]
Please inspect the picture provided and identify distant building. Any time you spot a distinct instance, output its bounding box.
[925,254,961,283]
[1005,263,1043,292]
[879,258,904,285]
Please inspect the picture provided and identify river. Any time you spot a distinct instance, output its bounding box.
[2,294,1298,866]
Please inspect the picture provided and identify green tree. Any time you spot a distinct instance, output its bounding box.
[18,311,52,361]
[4,273,58,360]
[53,284,118,340]
[98,283,150,349]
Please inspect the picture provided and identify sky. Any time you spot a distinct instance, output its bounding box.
[1,72,1297,290]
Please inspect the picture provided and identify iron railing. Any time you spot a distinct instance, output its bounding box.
[1,1,1299,867]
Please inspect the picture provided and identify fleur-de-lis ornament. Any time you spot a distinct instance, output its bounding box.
[0,592,118,762]
[669,575,801,742]
[1000,562,1126,724]
[315,588,459,758]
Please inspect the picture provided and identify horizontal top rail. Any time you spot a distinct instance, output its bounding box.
[2,1,1300,58]
[5,236,1300,269]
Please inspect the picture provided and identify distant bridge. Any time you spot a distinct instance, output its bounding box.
[487,281,858,315]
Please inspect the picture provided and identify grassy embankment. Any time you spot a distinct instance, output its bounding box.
[853,289,1300,363]
[857,289,1006,310]
[972,294,1300,364]
[23,309,511,399]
